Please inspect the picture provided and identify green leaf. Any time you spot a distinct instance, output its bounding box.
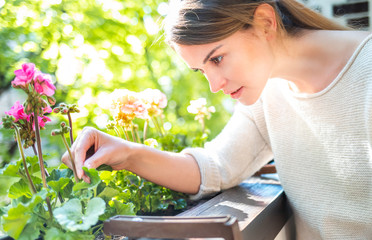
[112,200,135,215]
[72,167,101,192]
[126,174,140,186]
[2,212,30,239]
[96,164,113,171]
[44,227,67,240]
[174,198,187,210]
[48,178,71,194]
[46,169,74,198]
[47,168,73,181]
[97,187,119,202]
[96,181,107,196]
[0,160,22,177]
[30,175,42,185]
[45,227,94,240]
[53,197,105,232]
[8,179,32,199]
[60,180,74,199]
[76,189,93,201]
[99,170,116,183]
[18,216,42,240]
[2,191,45,239]
[25,156,40,175]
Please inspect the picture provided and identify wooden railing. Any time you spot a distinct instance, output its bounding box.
[103,173,292,239]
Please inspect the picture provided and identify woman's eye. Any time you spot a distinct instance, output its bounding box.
[210,56,223,65]
[193,68,204,74]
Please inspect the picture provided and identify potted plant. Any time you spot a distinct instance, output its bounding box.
[0,63,215,239]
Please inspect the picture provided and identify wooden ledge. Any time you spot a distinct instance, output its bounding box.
[103,174,292,239]
[178,174,292,239]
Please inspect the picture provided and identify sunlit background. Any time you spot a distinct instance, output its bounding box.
[0,0,235,207]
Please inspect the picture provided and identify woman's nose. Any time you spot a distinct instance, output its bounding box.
[205,73,226,93]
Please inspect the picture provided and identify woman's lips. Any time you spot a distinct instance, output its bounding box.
[230,87,243,99]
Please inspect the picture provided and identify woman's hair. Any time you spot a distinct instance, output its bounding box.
[164,0,350,45]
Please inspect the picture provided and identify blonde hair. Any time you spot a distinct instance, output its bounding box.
[164,0,350,45]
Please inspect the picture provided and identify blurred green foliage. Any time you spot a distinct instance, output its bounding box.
[0,0,234,166]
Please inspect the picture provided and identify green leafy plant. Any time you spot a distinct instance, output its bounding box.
[0,63,215,239]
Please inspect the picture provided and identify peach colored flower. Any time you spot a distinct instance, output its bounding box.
[110,89,149,125]
[187,98,215,122]
[140,88,167,117]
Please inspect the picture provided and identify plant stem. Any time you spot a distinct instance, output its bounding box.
[130,125,137,143]
[130,128,136,142]
[32,143,50,177]
[121,126,130,141]
[60,134,79,183]
[67,112,74,145]
[135,126,141,144]
[113,126,121,138]
[32,144,38,156]
[13,125,37,194]
[143,120,148,141]
[33,109,53,219]
[159,115,165,134]
[201,118,205,134]
[152,116,163,137]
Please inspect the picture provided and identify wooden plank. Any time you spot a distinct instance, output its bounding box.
[178,174,291,239]
[102,174,291,239]
[103,215,242,240]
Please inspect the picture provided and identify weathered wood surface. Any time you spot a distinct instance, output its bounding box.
[178,174,291,240]
[102,174,291,239]
[103,215,242,240]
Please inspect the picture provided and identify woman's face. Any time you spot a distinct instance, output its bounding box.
[173,28,275,105]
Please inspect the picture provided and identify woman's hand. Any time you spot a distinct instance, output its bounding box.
[61,127,137,181]
[61,126,201,194]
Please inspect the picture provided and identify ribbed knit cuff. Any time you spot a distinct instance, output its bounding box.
[181,147,221,200]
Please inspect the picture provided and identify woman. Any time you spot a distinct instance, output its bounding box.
[63,0,372,238]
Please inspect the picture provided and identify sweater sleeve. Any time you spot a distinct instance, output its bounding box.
[181,99,274,200]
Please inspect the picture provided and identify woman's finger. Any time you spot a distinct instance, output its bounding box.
[61,151,72,169]
[74,127,96,178]
[83,148,108,170]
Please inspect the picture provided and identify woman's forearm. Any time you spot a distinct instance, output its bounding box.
[126,144,201,194]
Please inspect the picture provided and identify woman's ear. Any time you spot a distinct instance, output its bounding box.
[253,3,277,40]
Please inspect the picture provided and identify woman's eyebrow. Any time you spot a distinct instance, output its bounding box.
[203,44,223,64]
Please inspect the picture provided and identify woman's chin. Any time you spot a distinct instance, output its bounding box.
[237,95,260,106]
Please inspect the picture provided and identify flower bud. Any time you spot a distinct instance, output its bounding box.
[25,103,33,115]
[60,122,66,127]
[22,132,28,139]
[53,108,60,113]
[47,96,56,106]
[63,126,71,134]
[51,129,61,136]
[62,108,69,114]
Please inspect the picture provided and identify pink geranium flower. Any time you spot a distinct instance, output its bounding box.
[31,115,51,130]
[34,71,56,96]
[12,63,36,87]
[5,101,30,122]
[38,116,51,128]
[43,105,52,114]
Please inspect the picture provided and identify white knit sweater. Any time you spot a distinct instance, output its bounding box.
[182,33,372,239]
